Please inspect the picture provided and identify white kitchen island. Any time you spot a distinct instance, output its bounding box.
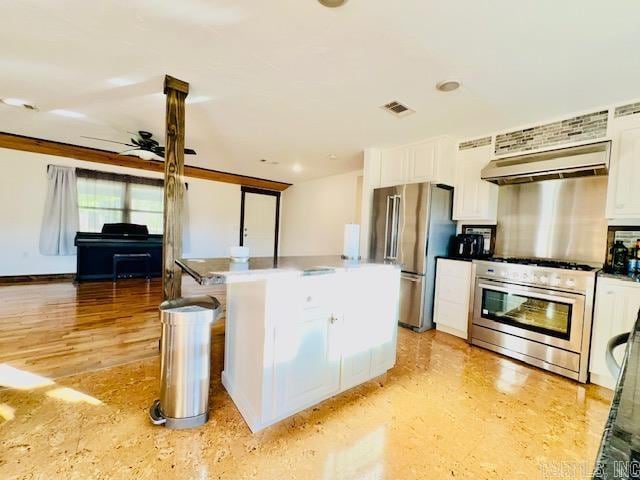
[177,256,401,432]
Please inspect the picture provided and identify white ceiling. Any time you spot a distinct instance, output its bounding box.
[2,0,640,183]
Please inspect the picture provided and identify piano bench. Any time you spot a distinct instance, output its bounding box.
[113,253,152,282]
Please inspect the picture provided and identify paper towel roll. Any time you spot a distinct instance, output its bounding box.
[342,224,360,259]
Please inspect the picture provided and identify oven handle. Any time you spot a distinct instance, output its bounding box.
[476,281,580,305]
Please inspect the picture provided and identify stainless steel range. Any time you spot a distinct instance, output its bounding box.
[471,257,597,383]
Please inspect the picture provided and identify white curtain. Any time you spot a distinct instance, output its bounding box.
[39,166,79,255]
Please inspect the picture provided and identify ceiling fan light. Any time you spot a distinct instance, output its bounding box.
[318,0,347,7]
[119,149,163,162]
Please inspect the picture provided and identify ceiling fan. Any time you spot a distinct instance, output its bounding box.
[82,131,196,161]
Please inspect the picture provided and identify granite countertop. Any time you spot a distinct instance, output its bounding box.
[177,255,400,285]
[593,311,640,479]
[598,271,640,285]
[435,255,474,263]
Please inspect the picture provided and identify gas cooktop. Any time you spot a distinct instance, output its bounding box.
[485,256,598,272]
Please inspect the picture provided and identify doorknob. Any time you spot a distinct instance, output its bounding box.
[329,314,338,324]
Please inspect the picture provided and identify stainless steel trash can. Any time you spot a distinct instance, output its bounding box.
[149,295,221,429]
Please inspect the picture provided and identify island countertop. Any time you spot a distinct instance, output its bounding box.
[593,310,640,479]
[177,255,400,285]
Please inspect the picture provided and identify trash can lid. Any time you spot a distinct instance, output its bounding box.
[159,295,221,312]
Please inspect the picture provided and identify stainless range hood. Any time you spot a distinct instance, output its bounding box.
[481,141,611,185]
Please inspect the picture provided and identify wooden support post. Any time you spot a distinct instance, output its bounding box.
[162,75,189,300]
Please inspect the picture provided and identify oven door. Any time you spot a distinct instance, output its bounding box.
[473,278,585,353]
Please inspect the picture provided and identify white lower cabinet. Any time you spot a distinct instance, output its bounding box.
[589,276,640,389]
[274,305,341,414]
[433,258,473,339]
[223,265,400,432]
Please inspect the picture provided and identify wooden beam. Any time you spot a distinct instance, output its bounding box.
[162,75,188,300]
[0,132,291,192]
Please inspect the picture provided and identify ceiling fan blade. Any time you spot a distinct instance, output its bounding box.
[80,135,136,147]
[155,146,196,155]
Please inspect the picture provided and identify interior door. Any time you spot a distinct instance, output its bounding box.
[241,189,279,257]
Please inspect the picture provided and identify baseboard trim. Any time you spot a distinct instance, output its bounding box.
[0,273,76,285]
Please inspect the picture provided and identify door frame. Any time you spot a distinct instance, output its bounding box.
[239,186,281,258]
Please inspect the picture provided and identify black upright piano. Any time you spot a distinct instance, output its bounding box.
[74,223,163,282]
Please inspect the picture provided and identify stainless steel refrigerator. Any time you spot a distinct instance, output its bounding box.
[369,183,455,332]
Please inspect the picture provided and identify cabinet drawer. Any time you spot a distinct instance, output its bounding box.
[438,259,471,278]
[435,299,469,333]
[299,276,334,310]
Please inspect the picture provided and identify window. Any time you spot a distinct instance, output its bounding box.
[77,169,164,234]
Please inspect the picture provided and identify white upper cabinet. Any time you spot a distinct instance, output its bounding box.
[452,145,498,221]
[378,136,456,187]
[406,141,436,182]
[606,126,640,219]
[379,146,408,187]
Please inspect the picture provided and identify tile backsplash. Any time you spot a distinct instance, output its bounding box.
[494,110,608,156]
[459,136,492,151]
[615,101,640,118]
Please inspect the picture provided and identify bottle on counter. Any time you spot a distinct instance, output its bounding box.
[611,240,628,274]
[628,252,637,275]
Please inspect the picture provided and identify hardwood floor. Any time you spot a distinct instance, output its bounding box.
[0,277,224,378]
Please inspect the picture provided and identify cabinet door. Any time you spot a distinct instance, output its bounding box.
[608,127,640,218]
[341,268,399,386]
[434,259,471,338]
[274,306,341,415]
[407,141,436,183]
[433,137,456,187]
[453,145,498,221]
[590,280,640,387]
[380,147,408,187]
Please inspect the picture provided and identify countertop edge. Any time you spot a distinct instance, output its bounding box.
[592,310,640,478]
[177,256,401,286]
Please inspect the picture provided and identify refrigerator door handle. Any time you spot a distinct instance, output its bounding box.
[388,196,396,259]
[383,195,391,259]
[390,195,401,259]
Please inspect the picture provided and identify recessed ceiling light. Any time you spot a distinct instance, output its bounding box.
[1,98,37,110]
[292,163,302,173]
[50,109,86,119]
[318,0,347,7]
[328,154,337,160]
[436,80,461,92]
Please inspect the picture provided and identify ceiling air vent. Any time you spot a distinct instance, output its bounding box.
[381,101,415,118]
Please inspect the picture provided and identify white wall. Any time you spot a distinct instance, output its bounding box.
[0,148,241,276]
[280,170,362,256]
